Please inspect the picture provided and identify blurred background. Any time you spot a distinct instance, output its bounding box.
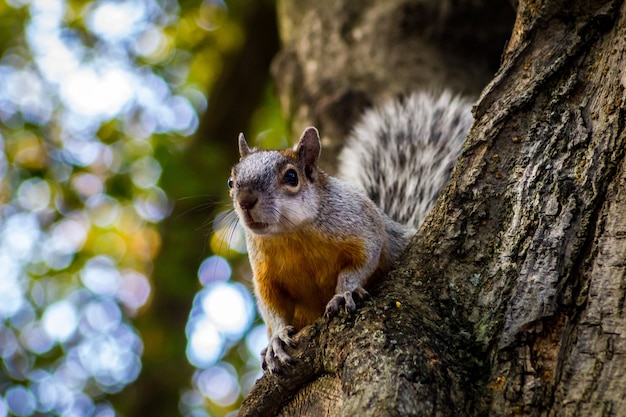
[0,0,285,416]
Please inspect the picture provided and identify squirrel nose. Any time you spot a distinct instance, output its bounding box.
[238,192,258,210]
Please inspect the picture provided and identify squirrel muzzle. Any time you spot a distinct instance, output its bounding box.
[237,189,258,210]
[236,189,270,232]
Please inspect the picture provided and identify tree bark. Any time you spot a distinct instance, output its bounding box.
[239,0,626,415]
[272,0,515,173]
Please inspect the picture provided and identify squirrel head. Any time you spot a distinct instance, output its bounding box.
[229,127,323,236]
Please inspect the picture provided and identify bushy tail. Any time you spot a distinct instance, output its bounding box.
[338,90,474,228]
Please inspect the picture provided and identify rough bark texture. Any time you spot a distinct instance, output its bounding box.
[272,0,515,172]
[239,0,626,415]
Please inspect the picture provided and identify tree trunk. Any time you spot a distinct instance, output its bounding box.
[239,0,626,415]
[271,0,514,173]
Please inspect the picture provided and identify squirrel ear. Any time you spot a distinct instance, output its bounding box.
[296,127,321,167]
[238,133,251,157]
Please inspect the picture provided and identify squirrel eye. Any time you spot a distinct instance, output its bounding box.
[282,169,298,187]
[227,177,234,189]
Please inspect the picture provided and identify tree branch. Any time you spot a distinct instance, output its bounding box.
[239,0,626,415]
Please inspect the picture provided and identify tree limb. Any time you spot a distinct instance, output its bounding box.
[239,0,626,415]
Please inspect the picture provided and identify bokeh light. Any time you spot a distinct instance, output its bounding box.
[42,300,78,343]
[0,0,285,415]
[187,317,223,368]
[202,282,254,337]
[197,255,232,285]
[195,363,240,407]
[0,0,199,413]
[86,1,146,42]
[186,281,254,367]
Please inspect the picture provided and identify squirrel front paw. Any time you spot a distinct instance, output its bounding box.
[261,325,297,374]
[324,287,370,319]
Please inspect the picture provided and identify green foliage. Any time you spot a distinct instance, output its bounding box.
[0,0,283,415]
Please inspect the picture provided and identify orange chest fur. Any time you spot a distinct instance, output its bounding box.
[249,229,368,328]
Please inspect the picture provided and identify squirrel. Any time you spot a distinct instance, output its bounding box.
[228,90,474,373]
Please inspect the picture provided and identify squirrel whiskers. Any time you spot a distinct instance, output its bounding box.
[228,91,473,373]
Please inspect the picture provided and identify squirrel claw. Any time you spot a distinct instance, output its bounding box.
[262,326,297,374]
[324,288,370,319]
[353,287,370,300]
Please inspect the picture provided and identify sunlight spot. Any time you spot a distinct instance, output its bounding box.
[29,0,64,29]
[0,275,24,319]
[201,283,253,337]
[5,69,42,106]
[179,389,205,416]
[17,178,51,212]
[54,356,89,392]
[241,369,263,396]
[80,256,121,297]
[93,403,116,417]
[117,270,151,312]
[195,0,227,31]
[31,373,57,412]
[21,321,54,354]
[72,172,103,199]
[0,396,6,417]
[197,256,231,285]
[134,26,162,56]
[133,25,171,61]
[26,27,81,85]
[87,1,145,41]
[86,194,121,228]
[130,156,162,189]
[84,299,122,333]
[1,212,40,259]
[41,249,72,271]
[42,300,78,343]
[195,363,240,407]
[10,302,35,330]
[186,318,222,368]
[77,331,141,387]
[182,87,208,114]
[4,385,36,417]
[48,217,89,255]
[245,324,269,361]
[61,138,103,167]
[133,187,171,222]
[164,96,197,133]
[59,67,134,118]
[4,68,52,125]
[0,327,18,357]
